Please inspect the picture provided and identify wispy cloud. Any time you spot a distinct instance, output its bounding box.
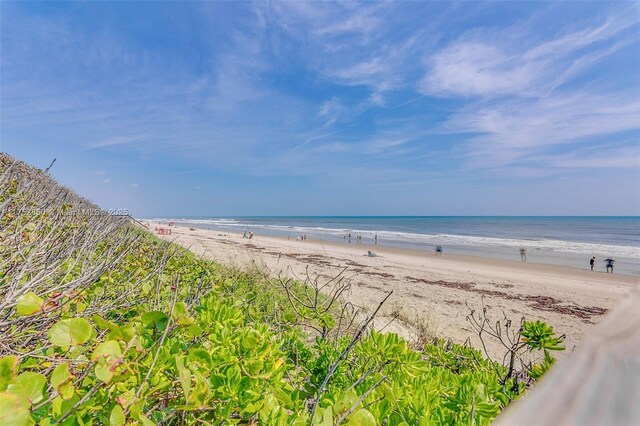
[449,92,640,168]
[318,97,348,127]
[421,12,638,98]
[263,2,425,97]
[365,137,411,155]
[294,130,343,151]
[420,9,640,172]
[314,5,382,40]
[89,134,152,149]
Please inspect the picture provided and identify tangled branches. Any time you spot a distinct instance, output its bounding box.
[466,297,566,394]
[0,154,138,354]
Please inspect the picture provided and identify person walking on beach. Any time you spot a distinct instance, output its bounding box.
[374,234,378,245]
[435,245,443,255]
[590,256,595,271]
[520,248,527,262]
[604,258,615,273]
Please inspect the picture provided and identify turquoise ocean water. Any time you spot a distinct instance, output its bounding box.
[148,216,640,277]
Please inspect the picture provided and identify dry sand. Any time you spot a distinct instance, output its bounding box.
[150,223,639,360]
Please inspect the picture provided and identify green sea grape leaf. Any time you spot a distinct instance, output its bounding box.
[74,302,87,314]
[130,400,155,426]
[7,372,46,405]
[172,302,187,319]
[245,358,264,376]
[51,395,63,417]
[186,324,203,337]
[48,318,93,347]
[292,417,308,426]
[241,329,261,350]
[92,341,122,384]
[256,393,278,417]
[92,340,122,361]
[189,375,211,407]
[141,311,168,330]
[345,409,376,426]
[313,406,333,426]
[52,394,79,419]
[136,413,155,426]
[91,314,116,330]
[334,389,358,415]
[16,292,44,316]
[57,381,75,400]
[107,325,136,342]
[175,357,191,401]
[172,302,194,325]
[109,404,125,426]
[187,348,211,370]
[0,356,19,391]
[91,314,116,331]
[127,398,143,417]
[0,392,32,426]
[51,364,72,389]
[95,363,114,384]
[51,363,75,400]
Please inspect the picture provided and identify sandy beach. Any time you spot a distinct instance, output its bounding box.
[150,222,639,360]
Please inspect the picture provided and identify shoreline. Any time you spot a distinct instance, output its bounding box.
[248,233,636,279]
[148,222,639,359]
[182,222,640,277]
[160,218,640,277]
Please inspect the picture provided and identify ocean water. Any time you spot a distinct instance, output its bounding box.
[148,216,640,277]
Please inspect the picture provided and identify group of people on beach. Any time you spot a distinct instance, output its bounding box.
[344,233,378,244]
[520,248,615,273]
[435,245,616,273]
[238,230,618,274]
[522,248,615,273]
[590,256,615,273]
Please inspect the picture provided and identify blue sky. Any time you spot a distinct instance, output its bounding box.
[1,1,639,216]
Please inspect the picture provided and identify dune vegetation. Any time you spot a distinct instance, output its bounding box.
[0,153,565,425]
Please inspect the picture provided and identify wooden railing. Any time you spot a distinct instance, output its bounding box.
[495,286,640,425]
